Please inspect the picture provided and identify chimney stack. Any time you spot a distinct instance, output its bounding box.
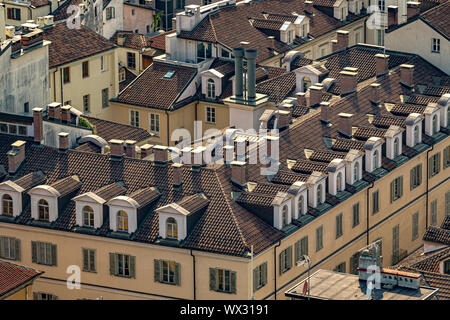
[58,132,69,152]
[245,49,258,100]
[233,48,245,99]
[308,85,323,107]
[277,110,292,130]
[140,144,153,159]
[370,83,381,104]
[407,2,420,19]
[172,163,183,187]
[124,140,137,158]
[320,101,332,123]
[331,39,338,52]
[48,102,61,120]
[61,105,72,122]
[387,6,399,27]
[223,145,234,164]
[400,64,414,87]
[109,139,124,158]
[33,108,43,144]
[338,113,353,137]
[7,140,26,174]
[153,145,168,164]
[339,69,358,95]
[268,36,275,49]
[231,161,247,187]
[375,54,389,77]
[336,30,349,50]
[296,92,306,106]
[234,136,247,163]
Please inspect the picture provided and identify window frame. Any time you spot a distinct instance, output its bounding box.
[206,106,216,124]
[2,194,13,216]
[316,225,323,252]
[149,113,160,136]
[336,213,343,239]
[431,38,440,53]
[82,248,97,273]
[410,164,422,190]
[117,210,129,232]
[82,61,89,78]
[130,110,140,128]
[352,202,360,228]
[82,206,95,227]
[38,199,49,221]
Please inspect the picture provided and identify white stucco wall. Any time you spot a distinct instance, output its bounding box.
[102,0,124,40]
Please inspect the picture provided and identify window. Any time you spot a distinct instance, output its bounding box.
[127,52,136,69]
[281,205,289,228]
[9,124,17,135]
[83,94,90,113]
[31,241,57,266]
[7,8,21,20]
[302,76,311,93]
[355,31,360,44]
[221,48,230,58]
[150,113,160,135]
[373,150,379,169]
[82,206,94,227]
[353,203,360,227]
[390,176,403,202]
[209,268,236,293]
[0,236,20,260]
[110,253,136,278]
[429,152,441,177]
[336,172,343,192]
[119,68,126,82]
[82,61,89,78]
[206,106,216,124]
[353,162,360,182]
[444,146,450,169]
[132,9,135,15]
[393,137,400,157]
[33,292,57,300]
[166,217,178,239]
[82,248,96,272]
[414,125,420,145]
[298,195,305,216]
[18,126,27,136]
[320,47,326,57]
[377,0,385,12]
[24,102,29,114]
[410,164,422,190]
[207,79,215,98]
[102,88,109,108]
[432,38,440,53]
[197,42,212,62]
[444,260,450,275]
[295,236,308,262]
[446,191,450,217]
[117,210,128,232]
[377,29,384,46]
[302,24,307,37]
[63,67,70,84]
[100,56,105,72]
[130,110,140,127]
[317,184,323,205]
[279,246,292,274]
[0,123,7,133]
[412,212,419,240]
[316,226,323,252]
[432,115,439,134]
[146,25,150,33]
[334,262,346,273]
[336,213,343,238]
[349,252,361,274]
[393,224,400,259]
[253,262,267,291]
[2,194,13,216]
[106,7,115,20]
[38,199,49,220]
[430,200,437,226]
[154,259,180,285]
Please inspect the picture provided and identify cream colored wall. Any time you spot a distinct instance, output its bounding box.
[197,101,229,136]
[49,48,119,118]
[4,285,32,300]
[3,3,50,26]
[117,47,146,76]
[0,4,5,43]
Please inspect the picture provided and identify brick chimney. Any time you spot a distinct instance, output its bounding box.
[331,39,338,52]
[58,132,69,152]
[268,36,275,49]
[277,110,291,130]
[48,102,61,120]
[407,2,420,19]
[33,108,43,144]
[370,83,381,104]
[172,163,183,187]
[124,140,137,158]
[7,140,26,174]
[336,30,349,50]
[153,145,168,164]
[339,69,358,95]
[375,54,389,77]
[109,139,124,158]
[338,113,353,137]
[387,6,399,27]
[320,101,332,123]
[231,161,247,186]
[61,105,71,122]
[296,92,306,106]
[140,144,153,159]
[309,85,323,107]
[400,64,414,87]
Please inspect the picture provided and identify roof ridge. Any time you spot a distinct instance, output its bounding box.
[209,15,219,43]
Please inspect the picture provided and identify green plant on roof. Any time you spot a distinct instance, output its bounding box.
[78,116,97,134]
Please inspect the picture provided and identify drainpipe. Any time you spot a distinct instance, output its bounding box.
[59,67,64,104]
[273,241,281,300]
[250,245,254,300]
[425,144,434,228]
[366,182,374,246]
[190,249,196,300]
[165,110,169,146]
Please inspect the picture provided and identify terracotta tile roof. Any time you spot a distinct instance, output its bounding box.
[176,193,210,213]
[353,127,386,140]
[43,22,116,68]
[129,186,160,208]
[291,160,328,173]
[50,175,81,197]
[313,0,338,7]
[441,216,450,231]
[111,31,153,50]
[52,0,82,21]
[250,182,290,195]
[83,116,152,143]
[372,115,405,128]
[423,226,450,246]
[420,1,450,40]
[116,62,197,110]
[0,260,42,298]
[422,85,450,97]
[149,30,176,51]
[256,72,296,102]
[13,171,46,190]
[31,0,50,7]
[291,56,313,69]
[94,182,127,201]
[331,138,365,151]
[119,67,137,92]
[236,192,276,208]
[251,18,286,31]
[74,142,102,153]
[405,94,440,105]
[389,104,426,116]
[309,150,345,162]
[292,105,310,118]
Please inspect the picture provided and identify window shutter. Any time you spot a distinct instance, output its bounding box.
[90,250,96,272]
[253,268,258,292]
[154,259,161,282]
[31,241,37,263]
[0,236,5,258]
[51,244,57,266]
[295,241,300,262]
[209,268,217,291]
[410,167,414,190]
[230,271,237,294]
[33,292,38,300]
[14,239,20,261]
[174,262,181,286]
[129,255,136,278]
[390,180,394,202]
[437,153,441,172]
[287,246,292,269]
[82,249,89,271]
[279,251,284,275]
[399,176,403,198]
[304,237,308,256]
[109,253,116,275]
[262,262,267,286]
[429,157,433,177]
[418,164,422,185]
[45,243,52,265]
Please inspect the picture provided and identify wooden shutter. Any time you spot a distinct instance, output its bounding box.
[303,237,308,256]
[279,251,284,274]
[437,153,441,173]
[295,241,300,262]
[174,262,181,286]
[390,180,395,202]
[14,239,20,261]
[31,241,37,263]
[33,292,38,300]
[418,164,422,185]
[410,167,414,190]
[0,236,5,258]
[90,250,96,272]
[109,253,116,275]
[129,255,136,278]
[82,249,89,271]
[287,246,292,269]
[399,176,403,198]
[230,271,237,294]
[253,268,258,292]
[51,244,57,266]
[262,262,267,286]
[154,259,162,282]
[209,268,217,291]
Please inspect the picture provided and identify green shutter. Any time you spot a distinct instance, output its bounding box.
[262,262,267,286]
[90,250,96,272]
[14,239,20,261]
[399,176,403,198]
[109,253,116,275]
[253,268,258,292]
[31,241,37,263]
[82,249,89,271]
[390,180,395,203]
[429,157,433,177]
[174,262,181,286]
[410,167,414,190]
[0,236,5,258]
[154,259,161,282]
[230,271,237,294]
[418,164,422,185]
[304,237,308,256]
[209,268,217,291]
[279,251,284,274]
[287,246,292,269]
[295,241,300,262]
[129,255,136,278]
[51,244,57,266]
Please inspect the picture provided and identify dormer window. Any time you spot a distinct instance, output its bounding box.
[282,205,289,228]
[166,217,178,239]
[2,194,13,216]
[207,79,215,98]
[317,184,323,205]
[393,137,400,157]
[432,115,439,134]
[354,162,360,181]
[336,172,343,192]
[414,126,420,145]
[298,195,305,216]
[373,150,379,170]
[38,199,49,220]
[82,206,95,227]
[117,210,129,232]
[303,76,311,92]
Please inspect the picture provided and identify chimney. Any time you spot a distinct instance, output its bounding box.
[320,101,332,123]
[331,39,338,52]
[140,144,153,159]
[191,147,204,168]
[48,102,61,120]
[233,48,245,99]
[43,15,54,27]
[61,105,71,122]
[277,110,292,130]
[375,54,389,77]
[223,145,234,164]
[124,140,137,158]
[153,145,168,164]
[407,2,420,19]
[308,85,323,107]
[231,161,247,187]
[33,107,43,144]
[370,83,381,104]
[58,132,69,152]
[387,6,399,27]
[245,49,258,100]
[36,17,44,28]
[172,163,183,187]
[117,33,125,46]
[268,36,275,49]
[7,140,26,174]
[296,92,306,106]
[305,0,312,7]
[234,136,247,163]
[336,30,349,50]
[109,139,124,158]
[400,64,414,87]
[338,113,353,137]
[339,69,358,95]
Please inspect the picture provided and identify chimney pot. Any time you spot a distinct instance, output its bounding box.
[223,145,234,164]
[58,132,69,151]
[61,105,72,122]
[33,107,44,144]
[400,64,414,87]
[336,30,349,50]
[268,36,275,49]
[370,83,381,104]
[231,161,247,186]
[245,49,258,100]
[124,140,137,158]
[407,2,420,19]
[331,39,338,52]
[387,6,399,27]
[48,102,62,120]
[339,70,358,95]
[338,113,353,137]
[7,140,26,174]
[233,48,245,99]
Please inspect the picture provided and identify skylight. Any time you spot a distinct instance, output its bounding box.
[163,71,175,79]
